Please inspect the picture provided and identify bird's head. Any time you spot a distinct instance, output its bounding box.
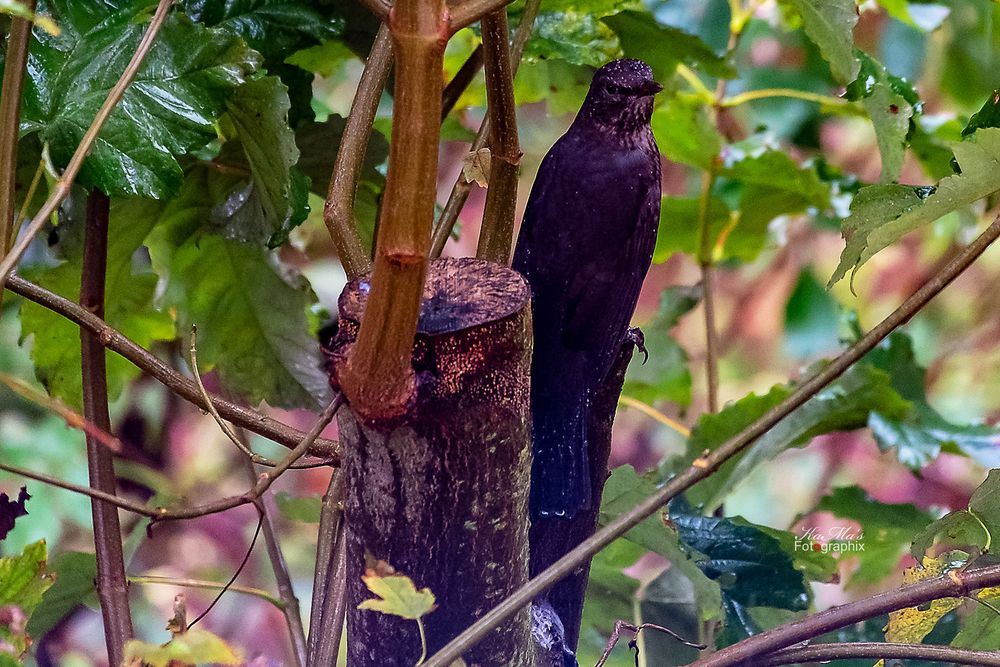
[579,59,662,134]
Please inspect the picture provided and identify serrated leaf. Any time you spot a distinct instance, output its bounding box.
[123,628,242,667]
[814,486,934,585]
[687,363,910,511]
[912,469,1000,560]
[273,492,322,523]
[864,333,1000,470]
[19,198,175,408]
[780,0,859,82]
[884,556,962,644]
[651,92,721,170]
[599,466,722,621]
[622,285,699,407]
[603,10,735,81]
[831,128,1000,284]
[358,571,436,620]
[160,235,331,409]
[23,1,260,198]
[222,76,308,246]
[26,551,96,638]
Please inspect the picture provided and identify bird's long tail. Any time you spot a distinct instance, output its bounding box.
[529,380,591,520]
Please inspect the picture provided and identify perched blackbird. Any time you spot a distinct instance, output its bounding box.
[513,59,662,519]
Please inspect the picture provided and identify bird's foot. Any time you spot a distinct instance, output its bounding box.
[626,327,648,364]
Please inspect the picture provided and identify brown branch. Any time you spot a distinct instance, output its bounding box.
[0,396,342,522]
[595,621,705,667]
[430,0,541,257]
[307,470,349,667]
[336,0,449,418]
[474,9,520,264]
[449,0,516,34]
[693,564,1000,667]
[0,0,175,292]
[4,275,339,460]
[420,214,1000,666]
[442,45,484,120]
[0,0,35,258]
[323,23,392,279]
[753,642,1000,667]
[80,190,134,663]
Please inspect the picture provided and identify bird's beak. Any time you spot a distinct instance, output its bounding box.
[639,80,663,96]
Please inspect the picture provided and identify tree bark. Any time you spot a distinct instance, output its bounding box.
[326,257,536,666]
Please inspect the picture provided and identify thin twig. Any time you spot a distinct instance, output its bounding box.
[420,215,1000,665]
[752,642,1000,667]
[475,8,521,264]
[442,45,484,120]
[4,275,340,460]
[323,23,391,278]
[595,621,706,667]
[187,515,263,629]
[0,0,35,258]
[306,469,346,666]
[128,575,284,609]
[80,190,134,663]
[239,453,307,667]
[430,0,541,257]
[617,396,690,438]
[722,87,853,109]
[0,0,176,292]
[449,0,516,34]
[697,172,720,414]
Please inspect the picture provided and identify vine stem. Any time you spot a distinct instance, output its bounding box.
[420,214,1000,665]
[0,0,35,260]
[723,87,852,108]
[81,189,133,664]
[617,396,690,438]
[4,275,339,458]
[127,575,283,609]
[0,0,175,292]
[754,642,1000,667]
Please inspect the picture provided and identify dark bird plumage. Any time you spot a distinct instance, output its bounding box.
[513,59,662,519]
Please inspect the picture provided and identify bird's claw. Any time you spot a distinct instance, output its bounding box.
[626,327,648,364]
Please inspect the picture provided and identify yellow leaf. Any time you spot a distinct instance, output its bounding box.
[884,556,961,644]
[123,629,242,667]
[357,565,436,621]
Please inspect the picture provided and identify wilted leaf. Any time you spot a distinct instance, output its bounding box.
[357,567,436,620]
[0,488,29,542]
[123,628,242,667]
[884,556,962,644]
[462,148,492,187]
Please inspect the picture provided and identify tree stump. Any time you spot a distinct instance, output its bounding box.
[325,257,536,666]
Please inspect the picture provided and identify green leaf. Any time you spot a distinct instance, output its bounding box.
[603,10,735,81]
[123,629,243,667]
[0,541,52,616]
[784,268,841,359]
[622,285,698,408]
[687,363,910,511]
[844,52,918,183]
[951,589,1000,650]
[273,492,322,523]
[577,539,643,667]
[745,519,837,585]
[19,198,175,408]
[526,12,622,68]
[962,90,1000,136]
[651,92,722,170]
[814,487,934,585]
[159,235,331,409]
[831,128,1000,284]
[0,0,59,34]
[23,1,260,198]
[222,76,308,246]
[864,333,1000,470]
[358,573,436,620]
[653,196,731,263]
[600,466,722,621]
[912,469,1000,560]
[26,551,96,638]
[779,0,859,83]
[670,504,811,611]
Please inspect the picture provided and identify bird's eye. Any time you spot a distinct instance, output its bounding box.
[605,81,627,94]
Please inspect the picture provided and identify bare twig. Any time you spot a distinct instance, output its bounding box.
[421,215,1000,665]
[80,190,133,663]
[475,9,520,264]
[5,275,340,460]
[239,453,307,667]
[753,642,1000,667]
[697,173,720,414]
[449,0,516,34]
[128,575,284,609]
[442,45,484,120]
[692,564,1000,667]
[323,23,392,278]
[0,0,176,292]
[187,515,263,629]
[430,0,541,257]
[595,621,705,667]
[306,469,346,666]
[0,0,35,257]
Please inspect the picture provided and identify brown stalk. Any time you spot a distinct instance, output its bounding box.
[754,642,1000,667]
[0,0,35,258]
